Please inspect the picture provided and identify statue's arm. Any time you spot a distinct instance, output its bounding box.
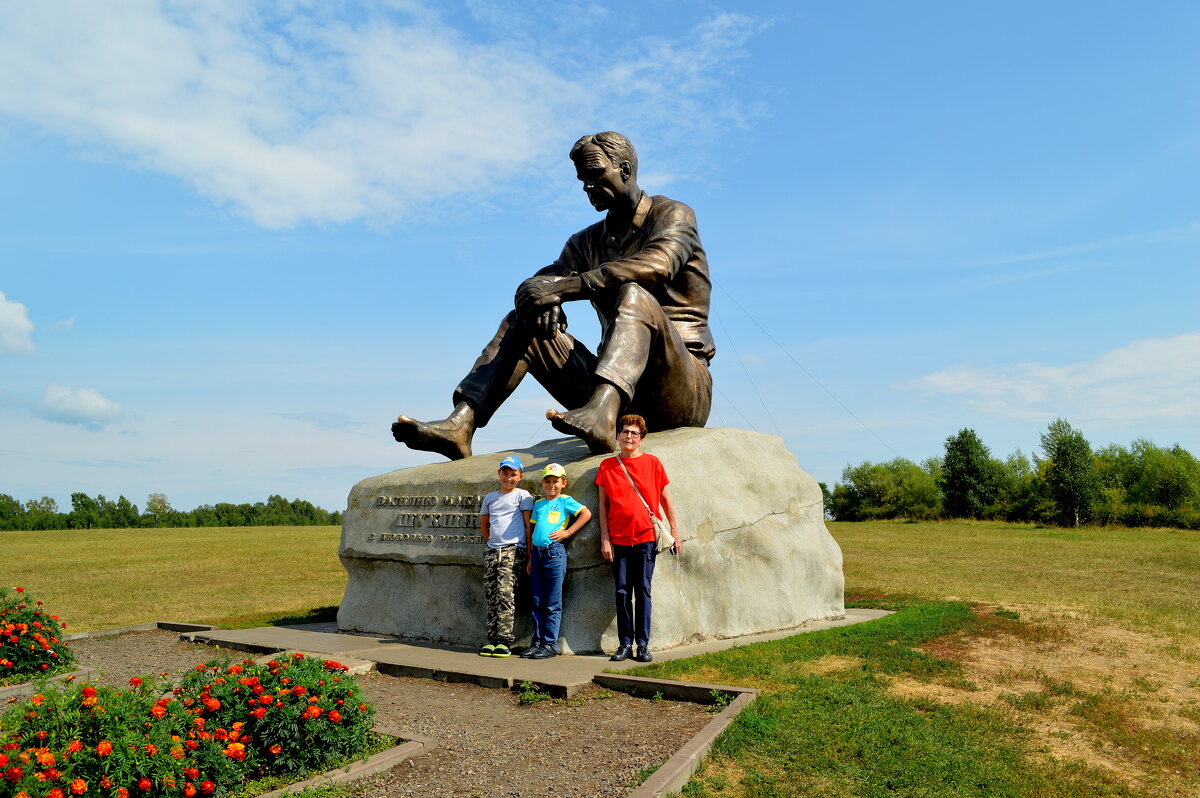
[580,201,698,294]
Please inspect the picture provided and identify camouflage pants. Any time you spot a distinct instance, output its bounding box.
[484,545,523,645]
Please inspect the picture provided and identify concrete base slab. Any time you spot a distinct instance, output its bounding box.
[186,609,888,697]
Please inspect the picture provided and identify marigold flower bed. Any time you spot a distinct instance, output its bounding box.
[0,653,375,798]
[0,588,75,684]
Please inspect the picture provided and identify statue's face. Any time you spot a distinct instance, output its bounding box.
[574,146,627,211]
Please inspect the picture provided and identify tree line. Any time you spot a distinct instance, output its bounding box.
[0,492,342,530]
[827,418,1200,529]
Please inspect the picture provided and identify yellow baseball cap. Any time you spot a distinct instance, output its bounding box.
[540,463,567,479]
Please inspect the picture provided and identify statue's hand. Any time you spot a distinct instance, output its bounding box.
[515,276,563,321]
[535,307,567,339]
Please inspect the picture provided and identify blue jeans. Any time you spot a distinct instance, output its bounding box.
[529,542,566,648]
[611,541,657,646]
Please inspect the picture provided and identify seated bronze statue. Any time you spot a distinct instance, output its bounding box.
[393,131,715,458]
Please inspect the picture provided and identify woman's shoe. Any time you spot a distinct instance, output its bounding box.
[609,644,632,662]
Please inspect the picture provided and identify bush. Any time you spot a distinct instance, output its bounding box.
[0,587,75,682]
[0,653,376,798]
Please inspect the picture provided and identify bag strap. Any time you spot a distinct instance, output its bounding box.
[616,455,658,521]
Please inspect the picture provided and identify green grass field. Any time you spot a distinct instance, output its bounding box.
[7,519,1199,796]
[4,525,346,631]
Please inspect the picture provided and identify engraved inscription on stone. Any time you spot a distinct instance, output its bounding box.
[369,494,487,545]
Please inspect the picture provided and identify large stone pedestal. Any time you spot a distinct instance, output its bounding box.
[337,428,844,653]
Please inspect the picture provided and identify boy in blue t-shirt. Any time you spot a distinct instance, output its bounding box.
[478,455,534,657]
[522,463,592,659]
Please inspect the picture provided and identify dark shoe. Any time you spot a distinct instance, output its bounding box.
[529,646,557,659]
[519,645,542,659]
[633,645,653,663]
[609,644,632,662]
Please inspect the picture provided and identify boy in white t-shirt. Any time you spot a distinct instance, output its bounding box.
[478,455,534,657]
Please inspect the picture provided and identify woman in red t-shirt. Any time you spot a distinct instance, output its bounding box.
[595,413,680,663]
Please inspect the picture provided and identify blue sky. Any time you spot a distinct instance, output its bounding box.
[2,1,1198,513]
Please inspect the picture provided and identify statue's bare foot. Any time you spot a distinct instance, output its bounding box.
[547,407,617,455]
[392,414,473,460]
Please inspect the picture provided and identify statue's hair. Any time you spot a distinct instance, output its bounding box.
[570,132,638,178]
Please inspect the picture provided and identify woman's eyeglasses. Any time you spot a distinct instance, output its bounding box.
[618,429,644,438]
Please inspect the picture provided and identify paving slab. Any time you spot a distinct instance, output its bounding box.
[186,608,889,697]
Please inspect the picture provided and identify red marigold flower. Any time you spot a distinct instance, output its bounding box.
[129,677,142,688]
[259,695,273,705]
[149,705,166,718]
[222,742,246,761]
[36,751,55,767]
[65,740,82,755]
[193,717,205,729]
[251,707,267,719]
[14,587,23,593]
[185,740,198,750]
[200,780,215,794]
[213,728,228,741]
[269,744,282,755]
[328,709,342,723]
[292,685,306,696]
[0,754,6,767]
[184,767,199,779]
[183,784,197,797]
[227,665,243,675]
[203,698,220,711]
[70,778,87,795]
[137,777,152,790]
[358,703,368,712]
[31,694,45,706]
[117,789,129,798]
[99,776,111,789]
[40,664,48,670]
[96,741,113,757]
[143,744,157,756]
[5,765,23,781]
[48,789,64,798]
[81,686,96,697]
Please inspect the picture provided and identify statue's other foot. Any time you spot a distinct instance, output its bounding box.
[546,407,617,455]
[392,415,473,460]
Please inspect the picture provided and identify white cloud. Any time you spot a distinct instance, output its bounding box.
[51,317,75,331]
[0,290,35,354]
[904,332,1200,425]
[37,383,124,430]
[0,3,762,229]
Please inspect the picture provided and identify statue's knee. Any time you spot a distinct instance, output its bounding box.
[616,282,654,311]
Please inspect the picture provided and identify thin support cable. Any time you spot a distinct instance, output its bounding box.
[714,281,901,459]
[711,306,784,439]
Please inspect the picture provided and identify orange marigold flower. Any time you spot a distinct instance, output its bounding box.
[143,744,157,756]
[184,767,199,779]
[70,778,87,795]
[31,694,45,706]
[96,741,113,757]
[137,777,152,790]
[36,751,55,767]
[185,740,198,750]
[250,707,267,719]
[99,777,111,789]
[222,742,246,761]
[117,789,129,798]
[171,747,183,760]
[48,789,65,798]
[5,765,24,781]
[128,677,142,688]
[81,686,96,697]
[200,780,215,794]
[203,698,220,711]
[65,740,82,755]
[269,744,282,755]
[328,709,342,723]
[149,705,166,718]
[213,728,228,741]
[81,696,97,707]
[183,784,196,797]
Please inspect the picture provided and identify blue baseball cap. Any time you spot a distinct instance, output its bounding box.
[498,455,524,470]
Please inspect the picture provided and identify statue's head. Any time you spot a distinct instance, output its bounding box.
[570,132,638,211]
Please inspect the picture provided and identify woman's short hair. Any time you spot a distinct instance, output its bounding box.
[617,413,648,437]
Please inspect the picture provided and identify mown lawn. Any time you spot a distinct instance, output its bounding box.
[4,525,345,631]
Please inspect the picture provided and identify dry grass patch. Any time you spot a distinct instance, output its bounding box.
[886,606,1200,796]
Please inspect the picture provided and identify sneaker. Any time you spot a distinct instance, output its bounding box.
[492,644,512,658]
[633,645,653,663]
[519,645,543,659]
[478,644,496,657]
[529,646,557,659]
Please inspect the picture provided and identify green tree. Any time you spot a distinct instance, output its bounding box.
[941,429,997,518]
[1039,418,1098,527]
[145,493,172,527]
[0,494,25,529]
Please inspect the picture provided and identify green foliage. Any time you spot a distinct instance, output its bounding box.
[941,429,998,519]
[1039,419,1099,527]
[834,422,1200,530]
[830,458,941,521]
[0,653,376,798]
[0,494,342,532]
[0,586,76,681]
[515,680,551,705]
